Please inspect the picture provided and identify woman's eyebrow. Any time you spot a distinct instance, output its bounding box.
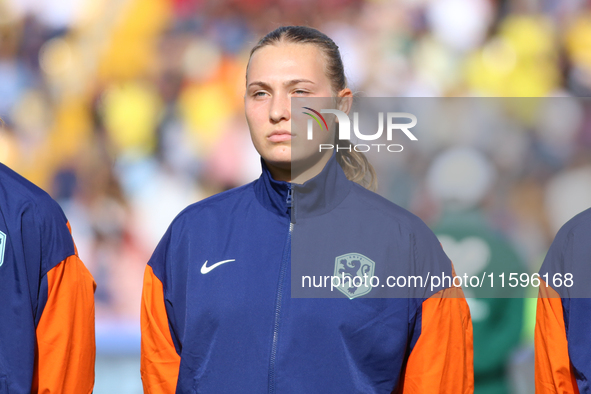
[285,79,315,86]
[247,81,271,90]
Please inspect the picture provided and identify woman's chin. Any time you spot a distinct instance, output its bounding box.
[262,154,291,170]
[262,148,291,164]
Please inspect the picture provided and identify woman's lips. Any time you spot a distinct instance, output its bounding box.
[268,131,292,142]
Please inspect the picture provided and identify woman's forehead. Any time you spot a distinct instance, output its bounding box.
[247,42,327,83]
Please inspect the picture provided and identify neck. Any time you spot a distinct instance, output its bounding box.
[265,152,333,184]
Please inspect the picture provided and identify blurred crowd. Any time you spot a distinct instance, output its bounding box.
[1,0,590,340]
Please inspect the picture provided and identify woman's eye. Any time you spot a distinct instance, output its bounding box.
[253,91,267,97]
[294,89,308,95]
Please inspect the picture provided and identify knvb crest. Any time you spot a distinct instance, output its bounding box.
[0,231,6,267]
[334,253,375,299]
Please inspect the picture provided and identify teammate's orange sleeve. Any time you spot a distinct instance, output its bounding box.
[535,280,579,394]
[32,253,96,393]
[141,265,181,393]
[398,284,474,393]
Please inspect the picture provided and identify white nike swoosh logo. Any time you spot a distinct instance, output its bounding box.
[201,259,236,274]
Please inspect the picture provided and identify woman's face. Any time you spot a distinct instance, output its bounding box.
[245,42,347,179]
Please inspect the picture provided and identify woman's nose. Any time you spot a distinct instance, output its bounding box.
[269,94,291,123]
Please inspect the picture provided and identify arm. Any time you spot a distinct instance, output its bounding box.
[141,264,181,393]
[32,230,96,393]
[534,280,579,394]
[399,285,474,394]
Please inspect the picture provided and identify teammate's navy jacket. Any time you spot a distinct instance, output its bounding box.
[536,207,591,393]
[141,153,474,393]
[0,163,95,394]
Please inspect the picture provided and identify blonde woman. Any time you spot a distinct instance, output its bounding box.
[141,25,473,393]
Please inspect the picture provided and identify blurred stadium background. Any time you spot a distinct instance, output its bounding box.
[1,0,591,392]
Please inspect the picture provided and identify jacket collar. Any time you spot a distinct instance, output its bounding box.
[253,152,353,219]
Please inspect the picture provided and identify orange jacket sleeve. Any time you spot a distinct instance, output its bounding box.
[399,285,474,393]
[141,264,181,393]
[32,251,96,393]
[535,280,579,394]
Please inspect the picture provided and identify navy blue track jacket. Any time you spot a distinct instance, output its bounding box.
[141,153,473,393]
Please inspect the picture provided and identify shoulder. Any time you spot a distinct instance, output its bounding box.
[553,207,591,243]
[168,181,256,231]
[540,207,591,294]
[0,163,68,225]
[348,182,436,238]
[0,163,75,273]
[544,207,591,264]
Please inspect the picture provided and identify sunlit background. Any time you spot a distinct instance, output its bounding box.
[1,0,591,392]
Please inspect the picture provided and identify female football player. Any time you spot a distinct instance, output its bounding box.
[141,25,473,393]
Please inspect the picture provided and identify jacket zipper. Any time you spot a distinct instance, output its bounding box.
[268,184,293,393]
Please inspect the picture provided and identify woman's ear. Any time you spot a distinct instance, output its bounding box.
[337,88,353,116]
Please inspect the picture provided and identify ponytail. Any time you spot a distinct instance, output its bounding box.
[334,134,377,192]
